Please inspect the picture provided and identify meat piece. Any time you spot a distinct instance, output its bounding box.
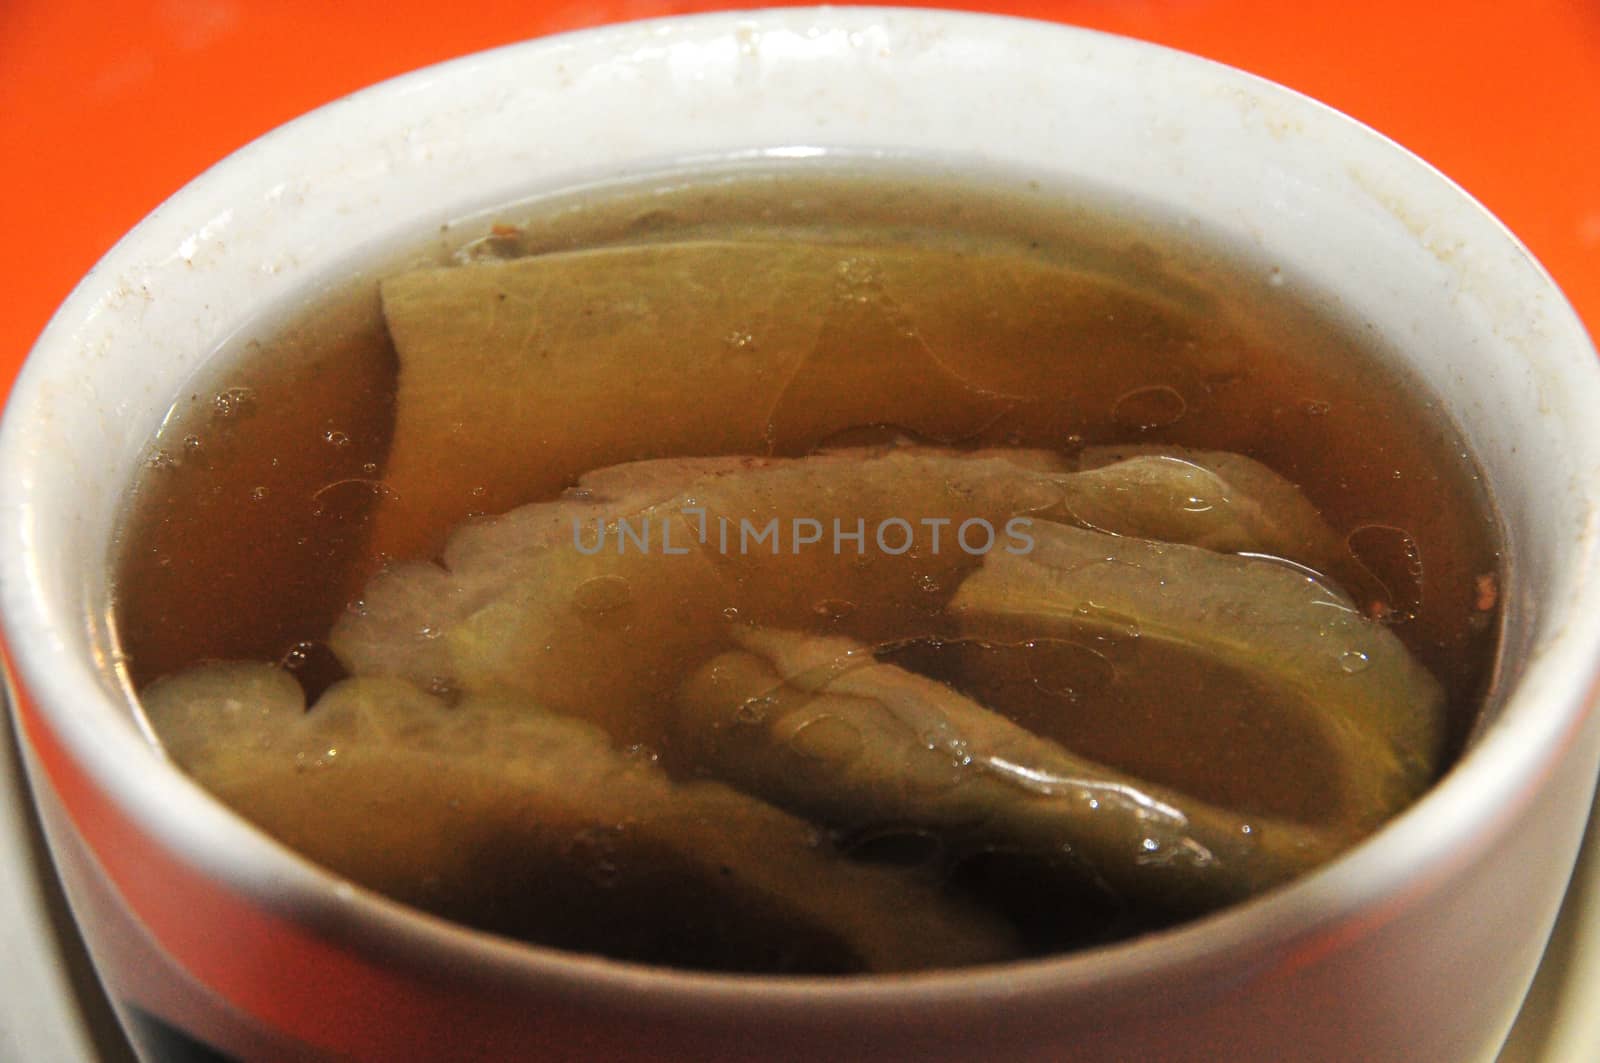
[1066,445,1349,575]
[673,626,1340,916]
[333,446,1348,753]
[949,521,1446,830]
[371,239,1236,562]
[374,241,1028,561]
[141,663,1020,973]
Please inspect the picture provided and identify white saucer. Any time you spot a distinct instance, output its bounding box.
[0,703,136,1061]
[1498,798,1600,1060]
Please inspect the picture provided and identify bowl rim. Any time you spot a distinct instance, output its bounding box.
[3,3,1599,1017]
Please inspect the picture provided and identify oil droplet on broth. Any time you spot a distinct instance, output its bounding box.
[734,694,778,725]
[1338,649,1371,674]
[1347,523,1425,621]
[621,743,660,765]
[892,731,973,795]
[212,386,257,419]
[1072,602,1141,642]
[1023,638,1116,702]
[1111,384,1188,431]
[812,598,857,620]
[572,574,633,615]
[782,713,866,764]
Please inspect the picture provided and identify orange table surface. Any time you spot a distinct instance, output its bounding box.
[3,0,1598,395]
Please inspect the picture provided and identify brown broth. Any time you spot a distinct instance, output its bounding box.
[112,161,1503,964]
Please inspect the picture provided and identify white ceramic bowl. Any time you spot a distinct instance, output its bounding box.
[4,8,1599,1061]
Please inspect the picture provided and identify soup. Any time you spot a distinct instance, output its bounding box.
[113,162,1501,973]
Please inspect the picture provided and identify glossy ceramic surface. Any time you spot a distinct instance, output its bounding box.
[3,9,1599,1061]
